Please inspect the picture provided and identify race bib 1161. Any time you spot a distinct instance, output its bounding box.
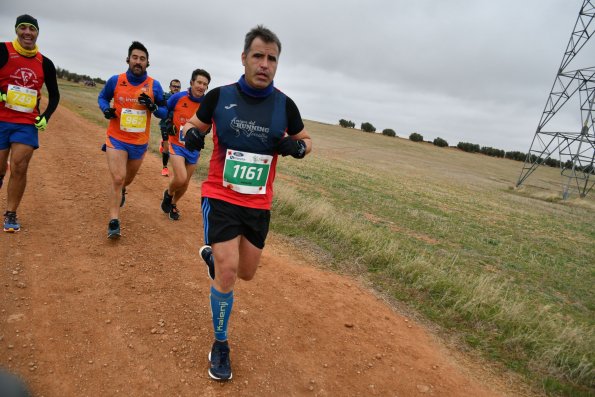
[223,150,272,195]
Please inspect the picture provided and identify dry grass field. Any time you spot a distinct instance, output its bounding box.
[57,80,594,396]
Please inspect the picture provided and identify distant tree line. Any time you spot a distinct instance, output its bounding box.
[56,67,106,85]
[457,142,505,158]
[456,141,578,168]
[339,119,575,169]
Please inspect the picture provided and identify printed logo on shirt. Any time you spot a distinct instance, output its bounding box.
[224,103,238,110]
[230,117,269,143]
[9,67,39,88]
[117,96,139,105]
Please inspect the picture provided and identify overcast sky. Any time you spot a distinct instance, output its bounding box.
[2,0,593,151]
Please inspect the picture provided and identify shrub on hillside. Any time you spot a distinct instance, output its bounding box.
[457,142,481,153]
[544,157,561,168]
[382,128,396,137]
[563,160,573,169]
[339,119,356,128]
[433,137,448,147]
[505,151,527,161]
[480,146,505,158]
[409,132,423,142]
[361,122,376,133]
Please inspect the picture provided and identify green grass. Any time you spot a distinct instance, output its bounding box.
[54,80,594,396]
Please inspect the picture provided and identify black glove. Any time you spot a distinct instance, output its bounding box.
[184,127,205,151]
[277,137,307,158]
[103,108,117,119]
[166,119,177,136]
[138,93,157,112]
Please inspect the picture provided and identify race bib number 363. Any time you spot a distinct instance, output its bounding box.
[223,150,272,195]
[6,84,37,113]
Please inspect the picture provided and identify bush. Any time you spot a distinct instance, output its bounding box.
[480,146,505,158]
[457,142,481,153]
[563,160,573,169]
[433,137,448,147]
[409,132,423,142]
[382,129,396,137]
[339,119,356,128]
[361,122,376,133]
[505,151,527,161]
[544,157,560,168]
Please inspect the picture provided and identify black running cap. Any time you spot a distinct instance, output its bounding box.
[15,14,39,31]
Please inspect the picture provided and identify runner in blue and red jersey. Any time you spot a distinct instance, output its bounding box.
[0,14,60,233]
[182,25,312,381]
[160,69,211,221]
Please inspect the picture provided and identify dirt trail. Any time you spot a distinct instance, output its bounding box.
[1,104,530,396]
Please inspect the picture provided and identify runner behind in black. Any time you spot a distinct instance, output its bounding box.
[158,79,181,176]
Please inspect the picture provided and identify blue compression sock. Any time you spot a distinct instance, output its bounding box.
[210,286,234,341]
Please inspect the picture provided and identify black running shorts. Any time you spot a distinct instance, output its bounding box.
[201,197,270,249]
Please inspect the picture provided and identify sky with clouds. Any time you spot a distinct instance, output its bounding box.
[2,0,592,151]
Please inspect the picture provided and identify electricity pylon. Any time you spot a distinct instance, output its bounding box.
[516,0,595,198]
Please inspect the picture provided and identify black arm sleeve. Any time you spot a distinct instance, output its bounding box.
[285,96,305,135]
[40,56,60,121]
[0,43,7,70]
[196,87,220,125]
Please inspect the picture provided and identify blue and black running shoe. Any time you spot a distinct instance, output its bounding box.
[208,340,232,381]
[3,211,20,233]
[107,218,121,239]
[199,245,215,280]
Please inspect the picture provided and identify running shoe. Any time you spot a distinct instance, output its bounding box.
[3,211,20,233]
[161,189,173,214]
[208,340,232,381]
[169,204,180,221]
[120,187,127,207]
[161,167,169,177]
[199,245,215,280]
[107,219,121,239]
